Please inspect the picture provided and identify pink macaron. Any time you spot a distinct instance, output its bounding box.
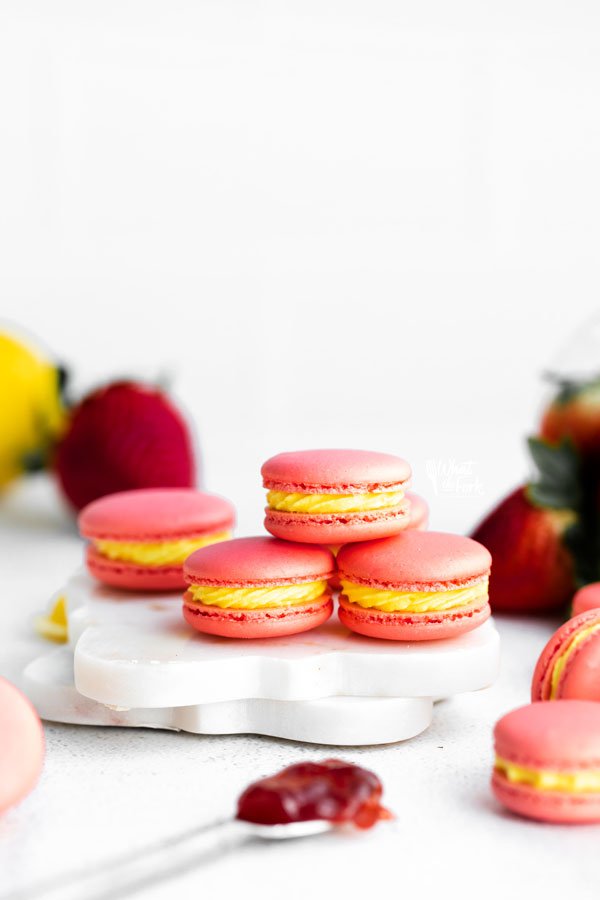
[0,678,44,814]
[79,488,235,591]
[572,583,600,617]
[183,536,335,639]
[262,449,411,545]
[337,530,491,641]
[532,610,600,702]
[492,701,600,823]
[406,492,429,531]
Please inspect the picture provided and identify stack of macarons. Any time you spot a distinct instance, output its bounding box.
[74,448,492,642]
[75,448,493,642]
[180,448,492,641]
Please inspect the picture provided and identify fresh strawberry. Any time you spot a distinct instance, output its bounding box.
[540,377,600,458]
[471,486,577,614]
[471,440,581,615]
[54,381,196,510]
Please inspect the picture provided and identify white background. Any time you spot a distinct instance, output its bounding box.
[2,2,600,898]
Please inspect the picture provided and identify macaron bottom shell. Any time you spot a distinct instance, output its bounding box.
[337,595,491,641]
[264,504,410,545]
[491,771,600,824]
[183,594,333,639]
[86,545,187,592]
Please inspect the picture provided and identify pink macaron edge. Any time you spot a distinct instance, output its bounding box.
[406,492,429,531]
[0,678,45,815]
[532,610,600,702]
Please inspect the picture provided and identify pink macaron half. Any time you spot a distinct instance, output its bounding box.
[492,701,600,823]
[532,610,600,702]
[183,536,335,639]
[0,678,45,815]
[337,531,491,641]
[572,583,600,617]
[262,449,411,544]
[79,488,236,591]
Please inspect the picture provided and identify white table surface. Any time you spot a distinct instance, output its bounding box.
[1,477,599,900]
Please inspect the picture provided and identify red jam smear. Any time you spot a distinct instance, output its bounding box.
[236,759,391,830]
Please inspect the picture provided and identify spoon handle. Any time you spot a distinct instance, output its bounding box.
[10,818,250,900]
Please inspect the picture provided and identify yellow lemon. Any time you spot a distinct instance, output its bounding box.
[0,331,65,489]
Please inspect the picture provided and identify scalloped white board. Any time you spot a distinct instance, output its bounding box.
[23,648,434,746]
[54,572,500,708]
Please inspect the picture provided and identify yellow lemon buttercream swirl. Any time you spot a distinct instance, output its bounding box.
[266,490,404,514]
[340,578,489,613]
[550,622,600,699]
[495,757,600,793]
[95,532,231,567]
[187,580,329,610]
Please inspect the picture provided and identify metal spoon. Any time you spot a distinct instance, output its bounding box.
[7,817,334,900]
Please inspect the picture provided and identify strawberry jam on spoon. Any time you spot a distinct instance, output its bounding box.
[236,759,391,830]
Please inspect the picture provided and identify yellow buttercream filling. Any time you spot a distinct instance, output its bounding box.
[550,622,600,699]
[187,580,328,609]
[266,490,404,514]
[495,757,600,793]
[94,532,231,567]
[340,578,489,613]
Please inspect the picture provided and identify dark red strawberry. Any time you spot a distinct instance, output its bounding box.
[54,381,196,510]
[471,486,577,614]
[471,439,584,614]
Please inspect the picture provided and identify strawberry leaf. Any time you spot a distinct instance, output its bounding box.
[527,437,581,510]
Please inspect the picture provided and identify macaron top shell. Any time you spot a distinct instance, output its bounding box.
[184,536,336,587]
[262,449,411,494]
[79,488,235,541]
[494,700,600,769]
[337,531,491,591]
